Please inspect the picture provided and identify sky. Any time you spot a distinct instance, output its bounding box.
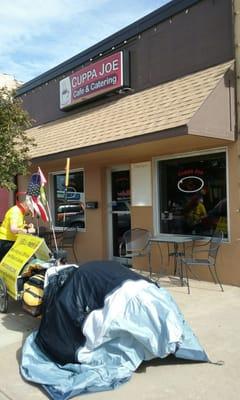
[0,0,171,84]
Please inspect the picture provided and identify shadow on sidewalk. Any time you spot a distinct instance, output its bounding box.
[1,298,40,365]
[136,355,204,374]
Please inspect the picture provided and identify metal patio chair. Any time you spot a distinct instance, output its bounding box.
[180,230,224,294]
[38,226,52,248]
[59,228,78,263]
[119,228,152,274]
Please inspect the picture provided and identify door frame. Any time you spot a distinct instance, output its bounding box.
[107,165,130,260]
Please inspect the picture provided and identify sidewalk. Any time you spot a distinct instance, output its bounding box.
[0,278,240,400]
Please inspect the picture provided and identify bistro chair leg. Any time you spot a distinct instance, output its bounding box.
[208,266,217,284]
[148,252,152,278]
[213,266,224,292]
[183,262,190,294]
[73,247,78,264]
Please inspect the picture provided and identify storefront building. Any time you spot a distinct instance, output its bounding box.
[16,0,240,285]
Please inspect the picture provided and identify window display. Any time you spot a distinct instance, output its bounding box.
[158,152,227,237]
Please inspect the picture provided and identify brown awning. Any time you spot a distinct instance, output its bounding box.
[28,60,234,160]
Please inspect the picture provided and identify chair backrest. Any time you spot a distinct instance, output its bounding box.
[208,230,223,261]
[38,226,48,236]
[123,228,151,254]
[61,228,78,247]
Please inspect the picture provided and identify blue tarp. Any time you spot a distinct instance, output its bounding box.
[21,280,208,400]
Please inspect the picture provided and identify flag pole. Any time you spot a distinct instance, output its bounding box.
[64,158,70,228]
[38,166,58,252]
[46,201,58,252]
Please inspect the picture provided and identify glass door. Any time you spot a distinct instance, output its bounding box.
[110,169,131,260]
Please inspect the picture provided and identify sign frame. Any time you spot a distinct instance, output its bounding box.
[59,50,130,110]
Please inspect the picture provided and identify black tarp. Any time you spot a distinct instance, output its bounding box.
[35,260,152,365]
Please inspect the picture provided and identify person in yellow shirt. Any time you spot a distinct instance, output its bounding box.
[184,195,207,234]
[0,200,35,261]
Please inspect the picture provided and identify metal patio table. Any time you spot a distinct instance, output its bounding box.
[149,234,206,284]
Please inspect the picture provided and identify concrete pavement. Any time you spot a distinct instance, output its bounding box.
[0,277,240,400]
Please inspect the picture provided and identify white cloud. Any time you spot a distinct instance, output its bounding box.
[0,0,171,82]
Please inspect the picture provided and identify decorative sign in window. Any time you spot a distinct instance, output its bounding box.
[59,51,129,109]
[177,176,204,193]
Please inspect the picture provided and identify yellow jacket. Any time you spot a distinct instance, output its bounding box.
[0,205,25,241]
[186,202,207,226]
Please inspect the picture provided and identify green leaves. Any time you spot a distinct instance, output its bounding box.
[0,87,35,190]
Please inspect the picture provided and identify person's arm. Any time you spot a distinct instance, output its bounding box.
[199,203,207,218]
[10,209,35,235]
[10,223,35,235]
[10,223,27,235]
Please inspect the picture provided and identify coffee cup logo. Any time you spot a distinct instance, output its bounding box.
[177,176,204,193]
[60,77,71,108]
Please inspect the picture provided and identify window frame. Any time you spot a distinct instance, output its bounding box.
[49,167,86,231]
[152,147,230,240]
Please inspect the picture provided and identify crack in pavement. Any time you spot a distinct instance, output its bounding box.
[0,389,14,400]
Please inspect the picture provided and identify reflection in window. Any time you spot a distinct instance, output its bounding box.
[111,170,131,257]
[158,152,228,238]
[53,170,85,229]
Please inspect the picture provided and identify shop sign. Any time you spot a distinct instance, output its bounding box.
[177,167,205,193]
[59,51,127,109]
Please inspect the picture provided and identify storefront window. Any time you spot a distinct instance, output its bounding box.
[53,170,85,229]
[158,152,228,237]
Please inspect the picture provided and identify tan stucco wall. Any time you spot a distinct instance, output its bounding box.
[18,134,240,286]
[77,165,106,262]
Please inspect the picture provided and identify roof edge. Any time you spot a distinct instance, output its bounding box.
[16,0,201,96]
